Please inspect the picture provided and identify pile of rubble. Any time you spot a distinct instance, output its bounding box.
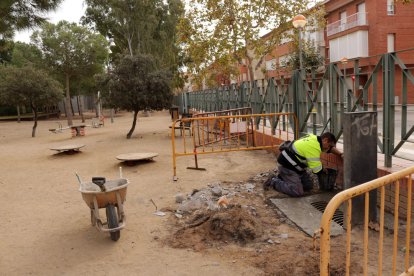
[168,172,278,244]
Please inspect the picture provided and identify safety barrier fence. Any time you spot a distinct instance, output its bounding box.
[192,107,253,118]
[171,112,298,180]
[319,165,414,276]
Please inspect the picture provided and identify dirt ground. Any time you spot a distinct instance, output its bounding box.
[0,110,406,275]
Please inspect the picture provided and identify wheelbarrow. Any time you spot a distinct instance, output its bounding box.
[76,169,128,241]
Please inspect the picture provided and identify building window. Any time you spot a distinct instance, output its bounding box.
[266,59,277,71]
[387,33,395,52]
[340,11,347,31]
[387,0,395,15]
[279,55,290,67]
[357,2,366,24]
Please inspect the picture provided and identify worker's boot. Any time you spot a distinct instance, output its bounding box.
[263,174,276,190]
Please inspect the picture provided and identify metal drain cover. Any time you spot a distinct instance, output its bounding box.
[270,193,344,237]
[310,200,344,227]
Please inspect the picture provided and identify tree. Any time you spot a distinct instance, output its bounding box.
[0,0,63,62]
[31,21,109,126]
[8,41,45,122]
[287,37,324,71]
[177,0,322,87]
[0,0,63,34]
[0,65,64,137]
[82,0,185,88]
[98,54,172,139]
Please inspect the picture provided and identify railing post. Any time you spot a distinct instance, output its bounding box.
[329,63,337,134]
[292,70,300,139]
[383,53,395,167]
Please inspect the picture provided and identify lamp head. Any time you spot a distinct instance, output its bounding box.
[340,57,348,64]
[292,14,307,28]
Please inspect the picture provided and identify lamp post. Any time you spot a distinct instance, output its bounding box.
[341,57,348,108]
[340,57,348,89]
[292,14,307,70]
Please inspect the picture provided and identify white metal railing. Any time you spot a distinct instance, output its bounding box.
[327,12,368,36]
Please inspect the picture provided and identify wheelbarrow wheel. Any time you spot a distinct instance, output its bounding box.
[106,204,120,241]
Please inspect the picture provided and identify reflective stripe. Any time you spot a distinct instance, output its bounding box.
[282,150,304,171]
[307,157,321,162]
[291,143,305,160]
[312,165,323,173]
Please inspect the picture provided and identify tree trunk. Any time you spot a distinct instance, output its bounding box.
[65,74,73,126]
[78,95,85,123]
[31,105,38,138]
[70,98,75,117]
[246,55,255,83]
[16,105,21,123]
[94,94,98,117]
[110,108,114,123]
[96,92,101,118]
[127,36,134,56]
[77,96,81,115]
[126,110,139,139]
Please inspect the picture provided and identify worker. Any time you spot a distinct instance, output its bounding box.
[264,132,343,197]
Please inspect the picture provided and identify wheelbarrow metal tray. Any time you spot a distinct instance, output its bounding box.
[79,179,128,208]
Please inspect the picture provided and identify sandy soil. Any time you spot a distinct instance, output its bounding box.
[0,110,408,275]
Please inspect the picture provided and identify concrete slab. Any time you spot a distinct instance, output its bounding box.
[270,193,344,237]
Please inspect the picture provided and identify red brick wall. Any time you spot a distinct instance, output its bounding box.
[377,169,414,218]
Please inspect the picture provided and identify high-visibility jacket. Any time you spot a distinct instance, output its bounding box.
[292,134,322,173]
[277,134,323,174]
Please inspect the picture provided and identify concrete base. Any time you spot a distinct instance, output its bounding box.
[270,193,344,237]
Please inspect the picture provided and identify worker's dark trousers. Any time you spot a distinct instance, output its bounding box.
[270,165,313,197]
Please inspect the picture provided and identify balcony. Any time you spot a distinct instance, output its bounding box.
[327,12,368,36]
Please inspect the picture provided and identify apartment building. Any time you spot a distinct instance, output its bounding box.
[326,0,414,62]
[325,0,414,103]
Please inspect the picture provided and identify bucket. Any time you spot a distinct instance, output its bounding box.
[318,168,337,191]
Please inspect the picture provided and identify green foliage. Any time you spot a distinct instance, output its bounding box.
[32,21,109,79]
[287,36,324,71]
[0,0,63,34]
[10,42,43,68]
[82,0,185,88]
[0,0,63,63]
[177,0,322,87]
[101,53,172,111]
[97,53,172,138]
[31,20,109,124]
[0,38,14,64]
[0,65,64,136]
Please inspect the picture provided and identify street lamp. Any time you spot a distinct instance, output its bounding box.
[340,57,348,83]
[292,14,307,70]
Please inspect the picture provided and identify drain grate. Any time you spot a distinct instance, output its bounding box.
[311,200,344,227]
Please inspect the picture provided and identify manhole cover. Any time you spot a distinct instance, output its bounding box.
[311,200,344,227]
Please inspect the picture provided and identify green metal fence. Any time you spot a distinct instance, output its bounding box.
[176,49,414,168]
